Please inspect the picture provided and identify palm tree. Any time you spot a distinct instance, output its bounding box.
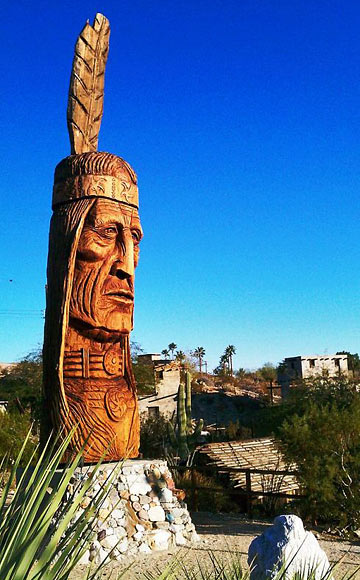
[161,349,170,360]
[219,353,229,374]
[168,342,177,359]
[193,347,206,374]
[175,350,186,364]
[225,345,236,376]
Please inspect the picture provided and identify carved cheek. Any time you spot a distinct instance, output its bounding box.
[134,246,140,268]
[77,237,116,263]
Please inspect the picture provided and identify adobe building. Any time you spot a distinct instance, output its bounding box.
[138,354,180,418]
[278,353,349,396]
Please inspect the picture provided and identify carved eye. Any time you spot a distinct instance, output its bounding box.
[104,227,117,236]
[131,229,142,243]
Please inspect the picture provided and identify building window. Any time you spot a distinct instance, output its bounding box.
[291,362,295,370]
[148,406,160,418]
[309,359,316,368]
[334,359,340,368]
[155,370,164,381]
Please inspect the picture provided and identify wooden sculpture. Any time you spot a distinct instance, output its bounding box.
[42,14,142,462]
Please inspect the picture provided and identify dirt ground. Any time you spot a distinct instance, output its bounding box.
[72,512,360,579]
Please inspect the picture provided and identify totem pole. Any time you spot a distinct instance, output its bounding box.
[42,14,142,462]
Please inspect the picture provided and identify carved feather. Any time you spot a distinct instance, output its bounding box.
[67,13,110,154]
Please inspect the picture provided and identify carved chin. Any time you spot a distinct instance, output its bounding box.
[68,302,133,337]
[103,309,133,333]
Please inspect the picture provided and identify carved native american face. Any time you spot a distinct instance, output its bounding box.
[69,198,142,337]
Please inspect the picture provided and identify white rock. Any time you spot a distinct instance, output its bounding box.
[114,526,127,539]
[128,474,152,495]
[93,546,109,565]
[101,534,118,550]
[136,524,145,532]
[248,515,334,580]
[169,523,184,533]
[90,540,101,552]
[111,509,125,521]
[139,542,152,553]
[148,505,165,522]
[160,488,173,503]
[143,503,150,511]
[122,466,134,475]
[77,550,90,565]
[148,529,171,551]
[117,538,129,553]
[189,531,200,543]
[133,531,143,542]
[175,532,187,546]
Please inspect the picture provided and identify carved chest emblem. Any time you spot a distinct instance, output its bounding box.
[105,387,135,422]
[103,349,123,375]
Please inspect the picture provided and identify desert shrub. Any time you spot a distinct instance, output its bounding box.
[278,376,360,529]
[172,468,239,513]
[140,412,169,458]
[0,349,42,422]
[131,341,156,396]
[0,411,37,465]
[226,420,252,441]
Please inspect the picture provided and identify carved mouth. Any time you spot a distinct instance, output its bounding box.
[105,291,134,302]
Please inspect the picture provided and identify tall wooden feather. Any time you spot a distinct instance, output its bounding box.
[67,13,110,154]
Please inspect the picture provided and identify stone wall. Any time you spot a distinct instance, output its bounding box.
[73,459,198,564]
[138,360,180,417]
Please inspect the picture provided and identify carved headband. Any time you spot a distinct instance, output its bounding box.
[52,151,138,209]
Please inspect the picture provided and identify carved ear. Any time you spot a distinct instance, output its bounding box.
[67,13,110,154]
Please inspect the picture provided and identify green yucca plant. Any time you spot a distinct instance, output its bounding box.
[143,549,357,580]
[0,428,119,580]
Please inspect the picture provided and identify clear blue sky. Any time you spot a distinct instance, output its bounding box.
[1,0,360,371]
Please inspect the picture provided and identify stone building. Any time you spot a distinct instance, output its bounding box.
[278,354,349,396]
[138,354,180,418]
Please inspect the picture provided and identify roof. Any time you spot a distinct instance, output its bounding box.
[199,437,299,493]
[285,354,347,361]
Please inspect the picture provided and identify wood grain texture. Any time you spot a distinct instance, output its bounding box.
[67,13,110,154]
[42,17,142,463]
[42,194,141,462]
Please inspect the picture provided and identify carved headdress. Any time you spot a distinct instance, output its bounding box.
[53,14,138,209]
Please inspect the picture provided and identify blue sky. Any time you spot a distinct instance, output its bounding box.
[1,0,360,371]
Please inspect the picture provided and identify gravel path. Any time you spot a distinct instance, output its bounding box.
[72,512,360,579]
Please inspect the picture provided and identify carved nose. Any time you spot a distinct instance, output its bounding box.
[110,228,134,278]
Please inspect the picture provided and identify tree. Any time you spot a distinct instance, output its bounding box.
[140,412,169,458]
[192,347,205,374]
[168,343,177,359]
[213,353,228,376]
[278,375,360,528]
[257,362,277,383]
[175,350,186,364]
[131,341,155,396]
[0,349,42,420]
[336,351,360,376]
[225,345,236,376]
[161,349,170,360]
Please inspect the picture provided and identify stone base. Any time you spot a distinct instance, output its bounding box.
[71,459,198,564]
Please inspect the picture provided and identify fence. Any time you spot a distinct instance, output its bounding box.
[170,464,303,516]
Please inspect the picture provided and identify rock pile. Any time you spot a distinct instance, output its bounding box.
[72,459,198,564]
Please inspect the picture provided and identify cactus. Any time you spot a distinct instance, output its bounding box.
[167,371,204,461]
